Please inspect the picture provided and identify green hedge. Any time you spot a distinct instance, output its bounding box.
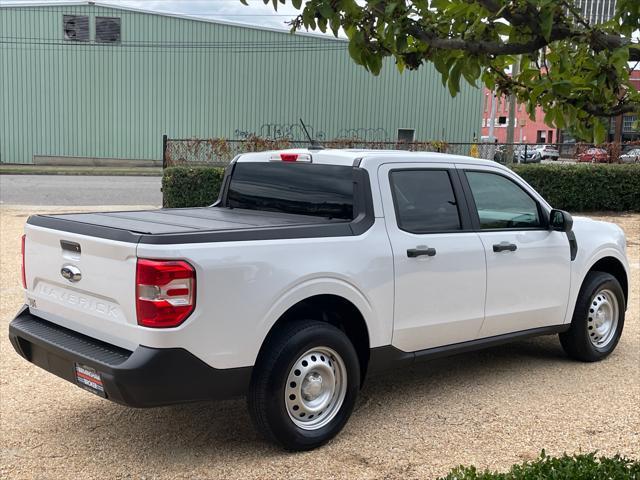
[162,166,225,208]
[512,164,640,212]
[438,452,639,480]
[162,164,640,212]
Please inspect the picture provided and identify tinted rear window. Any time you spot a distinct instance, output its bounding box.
[226,162,354,220]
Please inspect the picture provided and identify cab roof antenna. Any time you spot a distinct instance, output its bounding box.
[299,118,324,150]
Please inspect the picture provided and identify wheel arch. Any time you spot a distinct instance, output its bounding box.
[586,256,629,307]
[256,294,371,384]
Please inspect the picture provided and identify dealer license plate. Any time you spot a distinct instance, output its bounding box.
[74,363,106,398]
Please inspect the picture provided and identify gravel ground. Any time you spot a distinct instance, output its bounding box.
[1,206,638,480]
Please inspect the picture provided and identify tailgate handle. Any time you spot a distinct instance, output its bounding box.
[60,240,81,254]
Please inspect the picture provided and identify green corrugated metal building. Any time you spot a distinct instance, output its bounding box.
[0,1,483,165]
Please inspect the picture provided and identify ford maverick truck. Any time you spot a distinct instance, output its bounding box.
[10,149,629,450]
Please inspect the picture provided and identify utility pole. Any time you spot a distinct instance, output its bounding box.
[488,89,497,141]
[506,57,520,161]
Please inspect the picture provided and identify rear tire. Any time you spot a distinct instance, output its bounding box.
[560,272,625,362]
[247,320,360,451]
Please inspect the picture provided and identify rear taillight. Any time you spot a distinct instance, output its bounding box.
[21,234,26,289]
[136,259,196,328]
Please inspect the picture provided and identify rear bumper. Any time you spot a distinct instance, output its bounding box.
[8,306,252,407]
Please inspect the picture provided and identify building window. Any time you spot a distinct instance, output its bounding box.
[498,116,507,126]
[63,15,89,42]
[623,115,638,133]
[96,17,121,43]
[536,130,546,143]
[397,129,415,142]
[548,130,553,143]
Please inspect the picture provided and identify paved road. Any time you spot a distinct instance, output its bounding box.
[0,175,162,206]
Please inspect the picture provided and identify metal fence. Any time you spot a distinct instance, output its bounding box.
[162,135,640,168]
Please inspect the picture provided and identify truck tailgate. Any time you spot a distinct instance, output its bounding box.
[24,223,138,350]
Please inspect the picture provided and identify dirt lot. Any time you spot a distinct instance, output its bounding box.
[1,206,638,480]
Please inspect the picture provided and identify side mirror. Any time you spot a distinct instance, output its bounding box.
[549,209,573,232]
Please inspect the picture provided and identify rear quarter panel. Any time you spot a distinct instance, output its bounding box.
[135,221,394,369]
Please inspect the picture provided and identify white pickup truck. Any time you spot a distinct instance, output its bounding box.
[10,149,629,450]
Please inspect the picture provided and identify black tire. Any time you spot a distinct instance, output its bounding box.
[560,271,625,362]
[247,320,360,451]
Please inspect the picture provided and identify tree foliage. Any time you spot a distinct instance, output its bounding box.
[255,0,640,142]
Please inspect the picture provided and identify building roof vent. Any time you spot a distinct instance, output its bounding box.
[96,17,121,44]
[63,15,89,42]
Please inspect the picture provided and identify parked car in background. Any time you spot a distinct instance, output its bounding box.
[620,148,640,163]
[493,145,507,164]
[535,145,560,160]
[577,148,609,163]
[514,145,542,163]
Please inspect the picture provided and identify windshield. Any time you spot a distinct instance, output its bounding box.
[226,162,355,220]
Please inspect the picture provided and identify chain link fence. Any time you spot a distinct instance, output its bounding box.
[162,135,640,168]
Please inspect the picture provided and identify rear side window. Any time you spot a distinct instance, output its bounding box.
[390,169,461,233]
[227,162,354,220]
[465,171,541,229]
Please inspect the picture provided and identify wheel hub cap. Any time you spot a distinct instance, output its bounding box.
[301,373,323,401]
[285,346,348,431]
[588,289,619,348]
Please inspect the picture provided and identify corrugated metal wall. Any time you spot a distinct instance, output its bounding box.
[0,4,483,164]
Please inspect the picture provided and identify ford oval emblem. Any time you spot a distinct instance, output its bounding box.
[61,265,82,283]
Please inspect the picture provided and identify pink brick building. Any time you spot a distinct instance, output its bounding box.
[480,89,557,144]
[480,69,639,144]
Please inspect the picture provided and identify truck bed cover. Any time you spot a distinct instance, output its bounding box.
[27,207,359,244]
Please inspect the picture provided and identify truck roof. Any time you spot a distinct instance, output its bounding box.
[237,148,500,168]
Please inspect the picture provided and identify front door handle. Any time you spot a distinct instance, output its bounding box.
[407,246,437,258]
[493,242,517,253]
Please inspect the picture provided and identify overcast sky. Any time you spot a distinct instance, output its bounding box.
[5,0,307,30]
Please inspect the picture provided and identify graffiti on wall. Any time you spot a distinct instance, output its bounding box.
[336,128,390,142]
[235,123,326,141]
[235,123,392,142]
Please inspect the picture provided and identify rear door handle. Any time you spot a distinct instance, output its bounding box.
[407,246,437,258]
[493,242,517,253]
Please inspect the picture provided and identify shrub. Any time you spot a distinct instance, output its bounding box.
[162,164,640,212]
[512,164,640,212]
[162,166,225,208]
[439,452,640,480]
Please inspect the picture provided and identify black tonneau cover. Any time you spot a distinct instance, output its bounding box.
[27,207,365,245]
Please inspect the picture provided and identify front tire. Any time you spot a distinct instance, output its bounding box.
[560,272,625,362]
[247,320,360,451]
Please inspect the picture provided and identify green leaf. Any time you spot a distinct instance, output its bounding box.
[552,80,572,96]
[330,17,340,36]
[540,10,554,42]
[348,32,365,64]
[368,54,383,75]
[448,60,462,96]
[317,17,327,33]
[593,120,607,144]
[319,4,334,18]
[291,0,302,8]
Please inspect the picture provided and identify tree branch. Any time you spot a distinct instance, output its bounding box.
[407,23,574,55]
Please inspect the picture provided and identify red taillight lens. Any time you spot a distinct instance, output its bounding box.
[136,259,196,328]
[21,234,26,289]
[280,153,298,162]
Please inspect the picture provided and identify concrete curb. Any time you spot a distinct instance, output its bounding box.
[0,166,162,176]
